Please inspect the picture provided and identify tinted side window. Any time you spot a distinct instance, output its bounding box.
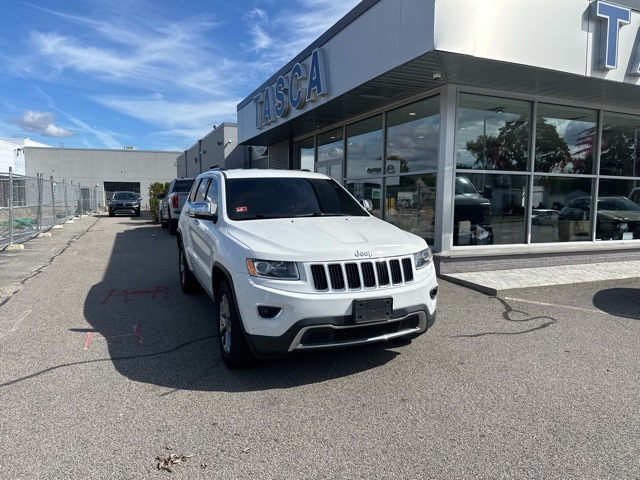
[188,179,202,203]
[194,178,211,202]
[206,178,218,210]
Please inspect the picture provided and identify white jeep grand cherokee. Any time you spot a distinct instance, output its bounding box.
[177,169,438,368]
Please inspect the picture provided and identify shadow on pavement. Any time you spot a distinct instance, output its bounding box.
[592,287,640,320]
[82,222,401,392]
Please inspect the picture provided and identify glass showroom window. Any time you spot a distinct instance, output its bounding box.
[596,112,640,241]
[457,94,531,171]
[316,128,344,182]
[384,174,437,245]
[535,104,596,175]
[600,112,640,178]
[317,128,343,164]
[345,115,383,217]
[532,176,594,243]
[346,115,383,178]
[531,104,598,244]
[295,136,315,171]
[455,94,531,246]
[387,97,440,173]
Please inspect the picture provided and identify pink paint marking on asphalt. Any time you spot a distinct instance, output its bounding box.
[83,325,142,349]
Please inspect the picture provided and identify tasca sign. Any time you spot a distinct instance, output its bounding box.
[252,48,327,129]
[594,0,640,72]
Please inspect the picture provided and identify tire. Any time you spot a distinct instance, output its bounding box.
[109,211,114,217]
[169,212,177,235]
[160,209,168,229]
[179,245,198,294]
[216,281,252,368]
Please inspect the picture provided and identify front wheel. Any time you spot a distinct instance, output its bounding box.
[216,281,252,368]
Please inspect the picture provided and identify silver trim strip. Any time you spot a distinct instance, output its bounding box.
[288,311,427,352]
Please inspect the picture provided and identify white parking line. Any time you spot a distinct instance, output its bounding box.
[0,309,32,339]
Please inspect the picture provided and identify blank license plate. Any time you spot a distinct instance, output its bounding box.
[353,298,393,324]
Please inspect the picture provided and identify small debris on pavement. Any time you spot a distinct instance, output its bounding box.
[156,453,193,472]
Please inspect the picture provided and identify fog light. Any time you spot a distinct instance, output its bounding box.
[257,306,282,319]
[430,286,438,300]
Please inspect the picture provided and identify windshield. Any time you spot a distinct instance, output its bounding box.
[225,177,369,220]
[174,179,195,192]
[113,192,137,200]
[455,176,479,195]
[598,197,640,211]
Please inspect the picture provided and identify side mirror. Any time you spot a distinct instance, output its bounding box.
[359,198,373,213]
[187,201,218,222]
[157,193,165,199]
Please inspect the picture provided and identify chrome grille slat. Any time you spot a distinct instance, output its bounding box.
[310,257,415,292]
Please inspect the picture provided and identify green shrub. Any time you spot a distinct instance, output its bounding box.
[148,181,170,222]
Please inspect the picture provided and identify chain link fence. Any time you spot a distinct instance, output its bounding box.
[0,168,99,249]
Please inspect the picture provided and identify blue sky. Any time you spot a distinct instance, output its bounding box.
[0,0,361,151]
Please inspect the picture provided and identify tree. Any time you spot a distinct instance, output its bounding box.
[464,117,571,172]
[148,181,170,222]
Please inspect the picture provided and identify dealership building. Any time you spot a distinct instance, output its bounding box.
[236,0,640,273]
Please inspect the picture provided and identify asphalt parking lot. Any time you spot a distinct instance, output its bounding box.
[1,213,639,479]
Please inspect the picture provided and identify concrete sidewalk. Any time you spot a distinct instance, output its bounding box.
[441,260,640,296]
[0,215,101,306]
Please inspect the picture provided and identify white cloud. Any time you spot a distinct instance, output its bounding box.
[64,116,123,150]
[11,110,74,138]
[93,95,239,130]
[4,0,360,149]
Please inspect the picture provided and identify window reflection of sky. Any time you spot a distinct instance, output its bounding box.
[543,118,595,157]
[346,129,383,176]
[387,115,439,171]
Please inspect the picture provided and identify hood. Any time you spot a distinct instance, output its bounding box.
[598,210,640,222]
[225,216,426,261]
[455,193,490,206]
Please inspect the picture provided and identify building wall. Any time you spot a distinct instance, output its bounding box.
[434,0,640,83]
[1,138,51,175]
[177,123,244,178]
[237,0,436,144]
[24,147,179,208]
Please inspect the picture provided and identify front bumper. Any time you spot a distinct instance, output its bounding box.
[232,270,438,357]
[109,204,140,215]
[247,306,436,357]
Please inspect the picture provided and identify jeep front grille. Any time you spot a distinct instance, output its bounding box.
[310,257,414,291]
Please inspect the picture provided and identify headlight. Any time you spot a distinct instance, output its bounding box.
[246,259,299,280]
[414,248,433,269]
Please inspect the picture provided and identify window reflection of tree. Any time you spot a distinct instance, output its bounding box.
[463,117,600,174]
[600,125,640,177]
